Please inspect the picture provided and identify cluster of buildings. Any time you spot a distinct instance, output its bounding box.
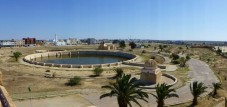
[0,36,81,47]
[0,38,36,47]
[2,35,227,48]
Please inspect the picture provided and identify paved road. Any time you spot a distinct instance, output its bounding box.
[165,59,219,105]
[84,59,219,107]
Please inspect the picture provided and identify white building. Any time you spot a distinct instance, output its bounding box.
[0,40,15,47]
[215,46,227,53]
[66,38,79,45]
[55,40,66,46]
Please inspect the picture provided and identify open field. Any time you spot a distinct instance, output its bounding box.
[0,44,224,107]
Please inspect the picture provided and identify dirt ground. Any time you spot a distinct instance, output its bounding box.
[14,94,93,107]
[0,45,225,107]
[0,45,142,100]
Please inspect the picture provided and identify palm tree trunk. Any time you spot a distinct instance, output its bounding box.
[213,89,217,97]
[193,97,198,105]
[117,97,127,107]
[157,100,164,107]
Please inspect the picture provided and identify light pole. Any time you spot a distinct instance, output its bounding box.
[28,87,32,107]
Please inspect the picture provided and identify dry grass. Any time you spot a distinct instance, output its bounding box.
[164,67,190,89]
[170,96,225,107]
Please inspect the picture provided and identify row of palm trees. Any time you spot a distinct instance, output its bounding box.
[100,72,221,107]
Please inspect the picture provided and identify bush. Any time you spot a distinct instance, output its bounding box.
[93,67,104,76]
[171,53,179,60]
[171,60,180,64]
[151,56,155,59]
[65,76,81,86]
[186,55,191,60]
[179,57,187,67]
[142,50,146,53]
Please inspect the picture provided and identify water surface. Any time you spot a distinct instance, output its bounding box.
[39,55,127,65]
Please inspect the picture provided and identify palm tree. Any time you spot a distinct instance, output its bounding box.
[190,81,207,105]
[110,68,123,79]
[152,83,178,107]
[100,74,149,107]
[212,82,222,97]
[13,51,22,61]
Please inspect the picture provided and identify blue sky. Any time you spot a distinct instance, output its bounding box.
[0,0,227,40]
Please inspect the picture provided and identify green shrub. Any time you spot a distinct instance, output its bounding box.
[93,67,104,76]
[186,55,191,60]
[171,60,180,64]
[65,76,81,86]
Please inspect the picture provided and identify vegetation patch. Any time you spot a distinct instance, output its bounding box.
[93,67,104,76]
[65,76,81,86]
[164,67,190,89]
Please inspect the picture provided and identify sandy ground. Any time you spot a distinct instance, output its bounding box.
[1,45,222,107]
[14,94,94,107]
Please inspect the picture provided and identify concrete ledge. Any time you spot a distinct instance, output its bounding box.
[139,73,178,89]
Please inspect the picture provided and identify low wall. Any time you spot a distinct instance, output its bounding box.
[139,73,178,89]
[23,51,137,69]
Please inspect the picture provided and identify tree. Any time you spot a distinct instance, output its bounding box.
[216,48,222,55]
[119,41,126,49]
[171,53,179,60]
[190,81,207,106]
[212,82,222,97]
[159,45,163,51]
[113,40,120,44]
[100,74,149,107]
[152,83,178,107]
[129,42,137,49]
[13,51,22,61]
[179,57,187,67]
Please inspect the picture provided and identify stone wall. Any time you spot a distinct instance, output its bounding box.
[23,51,137,69]
[0,71,16,107]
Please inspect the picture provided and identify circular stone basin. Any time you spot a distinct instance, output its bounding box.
[23,51,137,68]
[38,55,127,65]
